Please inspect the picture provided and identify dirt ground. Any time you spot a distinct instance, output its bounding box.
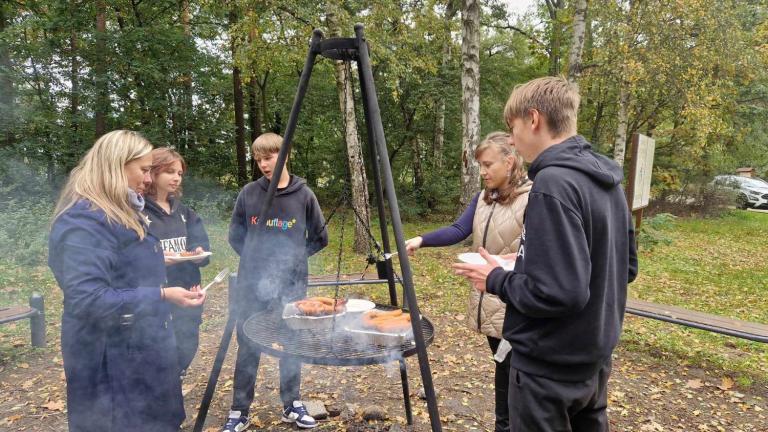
[1,293,766,432]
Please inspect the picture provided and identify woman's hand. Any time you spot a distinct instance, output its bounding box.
[163,286,205,307]
[405,236,423,256]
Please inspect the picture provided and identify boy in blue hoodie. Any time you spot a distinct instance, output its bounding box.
[453,76,638,432]
[222,133,328,432]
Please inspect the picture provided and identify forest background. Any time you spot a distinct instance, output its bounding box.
[1,0,767,260]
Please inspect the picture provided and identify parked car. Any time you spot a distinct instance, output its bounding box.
[712,175,768,209]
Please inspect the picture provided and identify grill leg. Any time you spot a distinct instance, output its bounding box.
[193,316,236,432]
[399,359,413,425]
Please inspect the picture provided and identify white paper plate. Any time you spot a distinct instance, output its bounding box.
[345,299,376,313]
[457,252,515,271]
[166,251,212,262]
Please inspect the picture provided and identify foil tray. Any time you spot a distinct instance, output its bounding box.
[282,302,346,330]
[343,325,415,347]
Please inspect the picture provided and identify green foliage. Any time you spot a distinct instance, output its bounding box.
[636,213,675,250]
[627,211,768,381]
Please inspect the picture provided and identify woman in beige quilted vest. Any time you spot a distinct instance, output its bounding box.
[406,131,531,432]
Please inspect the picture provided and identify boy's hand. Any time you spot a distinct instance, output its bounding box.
[452,247,501,293]
[498,252,517,262]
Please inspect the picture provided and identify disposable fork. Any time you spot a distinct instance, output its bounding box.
[201,268,229,294]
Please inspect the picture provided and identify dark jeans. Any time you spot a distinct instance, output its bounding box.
[171,304,203,372]
[487,336,511,432]
[231,317,301,413]
[508,361,611,432]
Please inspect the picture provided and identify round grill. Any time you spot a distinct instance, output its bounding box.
[241,305,435,366]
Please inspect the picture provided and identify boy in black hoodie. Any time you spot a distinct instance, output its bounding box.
[222,133,328,432]
[454,76,638,431]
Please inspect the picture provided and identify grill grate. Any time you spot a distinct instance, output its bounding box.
[242,305,435,366]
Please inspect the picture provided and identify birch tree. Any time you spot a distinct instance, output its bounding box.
[460,0,481,208]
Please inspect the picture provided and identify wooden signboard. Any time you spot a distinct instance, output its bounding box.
[625,133,655,227]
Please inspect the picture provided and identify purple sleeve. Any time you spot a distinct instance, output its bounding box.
[420,192,480,247]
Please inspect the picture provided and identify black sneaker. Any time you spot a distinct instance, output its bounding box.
[281,401,317,429]
[221,411,250,432]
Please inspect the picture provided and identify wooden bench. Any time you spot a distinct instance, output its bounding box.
[625,298,768,343]
[0,294,46,347]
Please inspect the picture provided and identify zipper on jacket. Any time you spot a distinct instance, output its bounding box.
[477,201,496,331]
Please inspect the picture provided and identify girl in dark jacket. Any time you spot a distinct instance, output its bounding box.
[48,130,205,432]
[144,147,210,375]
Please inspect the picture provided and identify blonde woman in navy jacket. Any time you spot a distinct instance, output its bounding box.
[48,130,205,432]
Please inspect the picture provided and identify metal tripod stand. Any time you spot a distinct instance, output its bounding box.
[194,25,442,432]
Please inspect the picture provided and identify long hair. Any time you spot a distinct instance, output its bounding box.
[475,131,528,205]
[145,147,187,199]
[53,130,153,239]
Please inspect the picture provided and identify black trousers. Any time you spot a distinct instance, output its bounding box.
[230,318,301,413]
[508,361,611,432]
[170,304,203,372]
[487,336,511,432]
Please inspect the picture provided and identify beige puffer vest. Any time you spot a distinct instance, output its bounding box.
[466,180,532,339]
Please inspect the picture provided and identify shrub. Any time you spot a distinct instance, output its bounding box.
[636,213,676,250]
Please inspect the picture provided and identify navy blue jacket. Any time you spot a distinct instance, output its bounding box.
[487,135,638,382]
[229,175,328,313]
[48,200,185,432]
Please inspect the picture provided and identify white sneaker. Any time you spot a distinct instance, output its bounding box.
[281,401,317,429]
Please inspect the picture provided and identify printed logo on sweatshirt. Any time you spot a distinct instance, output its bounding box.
[161,236,187,253]
[249,216,297,231]
[517,225,526,261]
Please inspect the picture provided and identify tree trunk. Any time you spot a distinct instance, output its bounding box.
[613,84,629,167]
[94,0,107,137]
[413,136,424,197]
[433,0,457,171]
[229,8,247,186]
[590,99,604,150]
[0,5,15,148]
[257,71,269,132]
[329,4,371,254]
[545,0,565,76]
[567,0,588,86]
[248,78,262,142]
[180,0,194,153]
[460,0,481,208]
[69,26,80,148]
[248,75,262,180]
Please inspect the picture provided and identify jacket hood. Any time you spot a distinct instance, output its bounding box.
[256,174,306,196]
[528,135,623,188]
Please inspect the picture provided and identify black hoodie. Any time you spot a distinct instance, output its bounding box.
[486,135,638,382]
[229,175,328,309]
[144,196,211,288]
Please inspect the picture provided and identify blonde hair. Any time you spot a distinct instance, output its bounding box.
[53,130,153,239]
[146,147,187,198]
[251,132,283,160]
[503,76,580,137]
[475,132,528,205]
